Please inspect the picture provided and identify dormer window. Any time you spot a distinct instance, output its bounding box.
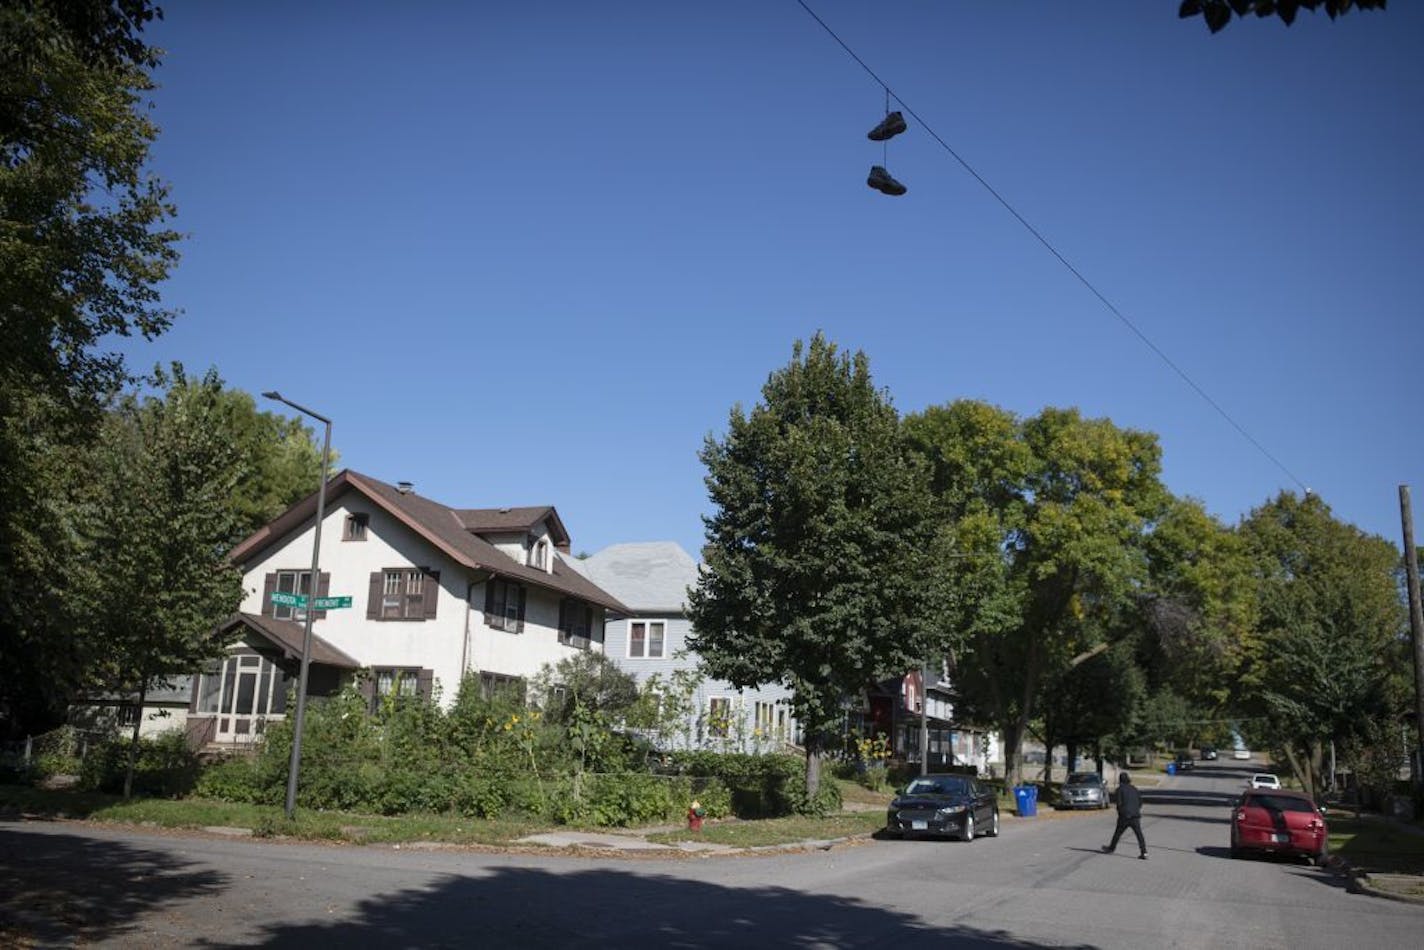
[530,539,548,571]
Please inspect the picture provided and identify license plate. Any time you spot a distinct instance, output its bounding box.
[1274,833,1290,843]
[912,820,928,830]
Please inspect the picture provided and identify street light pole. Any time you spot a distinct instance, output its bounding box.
[262,391,332,820]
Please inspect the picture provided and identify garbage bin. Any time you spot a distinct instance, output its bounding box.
[1013,785,1038,818]
[1166,762,1177,776]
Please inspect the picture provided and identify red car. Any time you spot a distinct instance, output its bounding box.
[1230,789,1329,866]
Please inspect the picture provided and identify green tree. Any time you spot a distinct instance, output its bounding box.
[82,369,247,796]
[0,0,178,736]
[531,651,640,725]
[1237,491,1407,799]
[688,334,936,801]
[1179,0,1387,34]
[906,402,1170,784]
[1138,498,1259,714]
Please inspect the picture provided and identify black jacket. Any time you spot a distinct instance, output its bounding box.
[1116,781,1142,819]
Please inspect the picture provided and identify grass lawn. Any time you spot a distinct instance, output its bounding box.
[647,810,887,847]
[1326,812,1424,875]
[0,785,558,846]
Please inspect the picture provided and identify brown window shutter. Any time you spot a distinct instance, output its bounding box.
[261,573,277,618]
[423,570,440,619]
[557,598,568,636]
[416,668,434,701]
[515,585,527,633]
[314,572,331,620]
[484,580,496,625]
[359,670,377,712]
[367,572,383,620]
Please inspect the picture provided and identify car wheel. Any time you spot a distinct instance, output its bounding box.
[986,809,1000,837]
[962,814,976,842]
[1312,840,1330,868]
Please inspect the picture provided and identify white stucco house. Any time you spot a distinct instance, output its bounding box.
[176,470,627,747]
[569,541,800,753]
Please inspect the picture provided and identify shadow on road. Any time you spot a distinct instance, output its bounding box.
[0,823,227,945]
[201,866,1100,950]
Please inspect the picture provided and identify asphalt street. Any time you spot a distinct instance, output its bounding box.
[4,759,1421,949]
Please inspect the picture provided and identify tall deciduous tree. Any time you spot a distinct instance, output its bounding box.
[688,335,935,802]
[0,0,177,736]
[1238,491,1407,799]
[907,402,1170,784]
[82,369,247,796]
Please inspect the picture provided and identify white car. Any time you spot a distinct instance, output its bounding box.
[1248,773,1280,790]
[1232,748,1250,760]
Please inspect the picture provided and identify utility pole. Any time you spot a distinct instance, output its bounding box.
[1400,486,1424,790]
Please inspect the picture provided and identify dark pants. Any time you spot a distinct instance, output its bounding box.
[1107,815,1146,855]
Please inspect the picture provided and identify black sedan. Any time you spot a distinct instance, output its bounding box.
[885,774,1000,841]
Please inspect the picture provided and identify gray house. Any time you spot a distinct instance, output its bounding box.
[569,542,800,753]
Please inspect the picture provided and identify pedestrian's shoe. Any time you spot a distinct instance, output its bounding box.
[1100,846,1113,854]
[1139,853,1148,860]
[867,110,907,141]
[867,165,907,196]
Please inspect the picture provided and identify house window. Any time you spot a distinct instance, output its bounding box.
[627,620,665,659]
[755,701,773,736]
[344,513,368,541]
[530,539,548,570]
[381,569,427,620]
[194,653,288,731]
[479,672,526,702]
[371,667,420,713]
[273,570,313,622]
[116,705,141,727]
[559,599,593,647]
[708,697,731,738]
[486,579,524,632]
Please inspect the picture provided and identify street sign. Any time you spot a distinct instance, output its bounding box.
[312,596,352,610]
[270,591,308,608]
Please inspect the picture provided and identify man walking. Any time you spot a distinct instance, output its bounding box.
[1102,771,1148,859]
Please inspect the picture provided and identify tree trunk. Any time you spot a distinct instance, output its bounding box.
[122,681,147,801]
[1066,741,1079,776]
[804,739,823,802]
[1043,722,1056,786]
[1282,744,1310,801]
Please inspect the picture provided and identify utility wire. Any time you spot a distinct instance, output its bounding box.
[794,0,1310,496]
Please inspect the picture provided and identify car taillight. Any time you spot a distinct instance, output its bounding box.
[1235,809,1247,822]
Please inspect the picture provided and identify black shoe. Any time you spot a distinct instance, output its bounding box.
[1139,853,1148,860]
[867,165,907,196]
[1100,846,1113,854]
[867,110,907,141]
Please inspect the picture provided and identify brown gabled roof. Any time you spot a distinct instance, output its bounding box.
[226,470,628,613]
[220,614,361,669]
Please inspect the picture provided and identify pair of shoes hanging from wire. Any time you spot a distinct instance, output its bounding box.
[866,108,908,196]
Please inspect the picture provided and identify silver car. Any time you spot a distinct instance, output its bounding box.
[1059,771,1110,809]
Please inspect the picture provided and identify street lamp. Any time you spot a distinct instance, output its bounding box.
[262,391,332,820]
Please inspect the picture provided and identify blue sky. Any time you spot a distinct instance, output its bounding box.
[120,1,1423,559]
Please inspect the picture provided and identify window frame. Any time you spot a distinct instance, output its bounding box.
[708,696,731,738]
[343,512,369,541]
[380,568,428,620]
[273,569,313,622]
[626,619,666,659]
[486,578,525,632]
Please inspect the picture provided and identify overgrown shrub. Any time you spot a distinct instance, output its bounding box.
[80,729,201,797]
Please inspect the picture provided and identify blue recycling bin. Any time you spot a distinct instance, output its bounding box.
[1013,784,1038,817]
[1166,762,1177,776]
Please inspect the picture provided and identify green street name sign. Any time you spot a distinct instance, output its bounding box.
[312,596,352,610]
[270,591,308,608]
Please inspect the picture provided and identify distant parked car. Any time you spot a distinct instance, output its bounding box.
[1172,752,1195,772]
[1230,789,1329,865]
[1233,748,1251,760]
[1200,746,1218,761]
[1059,772,1110,810]
[1248,773,1281,790]
[885,774,1001,841]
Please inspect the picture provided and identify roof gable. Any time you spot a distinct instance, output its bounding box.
[227,470,627,612]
